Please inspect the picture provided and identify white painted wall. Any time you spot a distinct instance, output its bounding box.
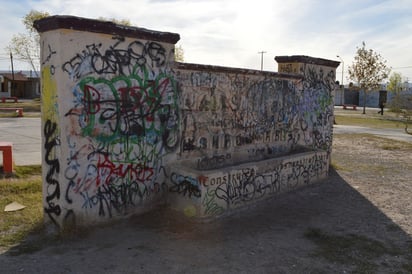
[40,28,178,227]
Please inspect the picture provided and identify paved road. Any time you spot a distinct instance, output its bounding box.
[0,117,411,167]
[0,117,41,166]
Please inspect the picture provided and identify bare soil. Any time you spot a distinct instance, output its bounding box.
[0,132,411,273]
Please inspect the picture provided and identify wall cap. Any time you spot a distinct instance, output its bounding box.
[175,62,303,79]
[33,15,180,44]
[275,55,340,68]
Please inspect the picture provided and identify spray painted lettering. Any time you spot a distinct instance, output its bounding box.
[169,172,201,198]
[44,119,61,224]
[63,38,167,80]
[62,38,178,217]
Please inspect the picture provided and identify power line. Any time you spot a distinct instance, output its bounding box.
[393,66,412,69]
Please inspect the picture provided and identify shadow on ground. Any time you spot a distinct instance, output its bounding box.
[1,169,411,273]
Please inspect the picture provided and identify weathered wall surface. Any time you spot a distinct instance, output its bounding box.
[36,16,180,227]
[168,61,336,217]
[175,62,335,165]
[175,65,302,168]
[168,151,329,218]
[35,16,338,228]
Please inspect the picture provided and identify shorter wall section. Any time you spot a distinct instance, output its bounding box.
[168,150,329,218]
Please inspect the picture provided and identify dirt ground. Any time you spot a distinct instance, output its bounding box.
[0,132,411,273]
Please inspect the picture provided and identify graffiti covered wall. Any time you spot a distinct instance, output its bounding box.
[169,151,329,217]
[35,16,338,227]
[168,61,337,216]
[35,16,180,227]
[175,61,336,167]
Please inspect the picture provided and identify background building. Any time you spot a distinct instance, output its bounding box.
[0,71,40,98]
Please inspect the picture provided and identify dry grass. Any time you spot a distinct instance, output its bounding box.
[335,115,405,129]
[0,99,40,117]
[0,166,43,251]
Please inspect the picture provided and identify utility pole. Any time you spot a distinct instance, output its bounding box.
[10,52,15,95]
[258,51,266,71]
[336,55,344,105]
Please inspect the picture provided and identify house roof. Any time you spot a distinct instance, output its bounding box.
[1,72,29,81]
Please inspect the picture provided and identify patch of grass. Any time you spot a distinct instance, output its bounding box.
[305,228,402,273]
[0,100,40,112]
[335,115,404,129]
[13,165,42,178]
[0,99,41,117]
[0,165,42,180]
[0,163,96,255]
[381,144,402,150]
[334,133,412,151]
[0,171,43,250]
[330,161,350,172]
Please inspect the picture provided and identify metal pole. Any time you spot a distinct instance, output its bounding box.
[258,51,266,71]
[337,55,344,105]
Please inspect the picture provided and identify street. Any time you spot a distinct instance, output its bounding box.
[0,117,41,166]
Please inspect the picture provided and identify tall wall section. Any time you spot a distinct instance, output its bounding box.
[35,15,339,228]
[35,16,180,227]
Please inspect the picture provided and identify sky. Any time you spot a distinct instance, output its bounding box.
[0,0,411,84]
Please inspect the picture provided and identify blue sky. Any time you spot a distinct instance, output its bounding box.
[0,0,411,83]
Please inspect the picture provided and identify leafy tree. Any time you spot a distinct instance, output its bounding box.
[402,96,412,135]
[386,72,412,132]
[348,42,391,114]
[387,72,404,113]
[387,72,404,94]
[175,44,185,62]
[390,93,412,134]
[6,10,49,77]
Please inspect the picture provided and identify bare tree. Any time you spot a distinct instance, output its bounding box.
[348,42,391,114]
[174,44,185,62]
[6,10,50,77]
[7,11,134,77]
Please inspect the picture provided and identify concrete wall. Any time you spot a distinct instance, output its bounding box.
[35,16,338,228]
[36,16,180,227]
[169,59,337,217]
[169,150,329,218]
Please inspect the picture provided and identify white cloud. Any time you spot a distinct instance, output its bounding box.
[1,0,412,80]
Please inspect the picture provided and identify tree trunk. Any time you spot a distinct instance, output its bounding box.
[362,90,366,114]
[406,117,412,135]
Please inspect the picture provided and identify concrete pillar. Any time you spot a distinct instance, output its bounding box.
[34,15,180,227]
